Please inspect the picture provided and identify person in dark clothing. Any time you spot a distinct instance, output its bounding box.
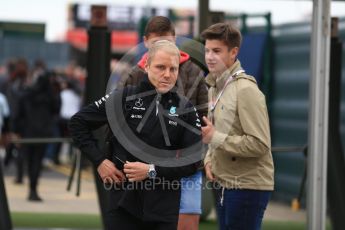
[69,40,202,230]
[120,16,208,230]
[5,58,29,182]
[13,72,61,201]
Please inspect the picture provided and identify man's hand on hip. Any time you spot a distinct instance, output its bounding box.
[205,162,215,181]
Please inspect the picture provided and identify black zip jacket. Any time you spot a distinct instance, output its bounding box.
[13,74,61,137]
[69,75,202,222]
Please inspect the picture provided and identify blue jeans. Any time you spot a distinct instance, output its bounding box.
[180,171,202,214]
[215,188,271,230]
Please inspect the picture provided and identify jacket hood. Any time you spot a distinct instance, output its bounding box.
[205,59,257,89]
[137,51,190,69]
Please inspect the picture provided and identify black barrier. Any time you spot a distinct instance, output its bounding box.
[0,158,12,230]
[66,147,82,197]
[85,5,111,229]
[11,137,72,144]
[8,137,84,200]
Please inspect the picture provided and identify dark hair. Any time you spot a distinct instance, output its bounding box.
[201,23,242,50]
[144,16,175,37]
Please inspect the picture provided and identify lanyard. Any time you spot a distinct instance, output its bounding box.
[210,69,245,112]
[209,69,245,123]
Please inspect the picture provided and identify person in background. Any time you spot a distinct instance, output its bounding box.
[30,59,46,85]
[201,23,274,230]
[0,92,10,147]
[0,59,16,94]
[1,60,15,164]
[5,58,29,183]
[121,16,208,230]
[13,72,61,201]
[54,76,81,164]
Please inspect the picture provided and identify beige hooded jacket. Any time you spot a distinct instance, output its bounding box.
[204,60,274,191]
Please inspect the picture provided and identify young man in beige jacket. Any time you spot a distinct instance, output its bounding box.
[201,23,274,230]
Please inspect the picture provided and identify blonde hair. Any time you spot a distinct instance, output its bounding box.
[147,40,180,65]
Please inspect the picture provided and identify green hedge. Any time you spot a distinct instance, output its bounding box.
[11,212,331,230]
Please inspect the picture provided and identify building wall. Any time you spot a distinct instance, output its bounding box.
[270,17,345,204]
[0,37,70,69]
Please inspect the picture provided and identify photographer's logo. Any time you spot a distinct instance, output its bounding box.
[225,177,242,189]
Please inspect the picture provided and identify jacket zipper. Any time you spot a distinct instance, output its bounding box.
[156,94,161,116]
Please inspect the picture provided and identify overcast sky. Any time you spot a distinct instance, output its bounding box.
[1,0,344,41]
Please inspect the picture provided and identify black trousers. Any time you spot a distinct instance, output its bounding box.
[105,207,177,230]
[5,144,24,182]
[23,144,46,192]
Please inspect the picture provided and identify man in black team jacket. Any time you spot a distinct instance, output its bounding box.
[69,40,202,230]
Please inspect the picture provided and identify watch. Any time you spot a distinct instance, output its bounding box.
[147,164,157,179]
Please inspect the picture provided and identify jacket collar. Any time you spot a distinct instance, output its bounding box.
[138,74,156,91]
[138,74,177,99]
[205,59,243,89]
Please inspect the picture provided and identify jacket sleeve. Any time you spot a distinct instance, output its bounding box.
[210,85,271,158]
[50,92,61,116]
[186,61,208,119]
[195,71,209,119]
[204,149,212,166]
[117,66,145,88]
[155,163,199,181]
[69,95,109,167]
[155,103,202,180]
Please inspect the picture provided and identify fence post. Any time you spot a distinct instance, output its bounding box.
[86,5,111,229]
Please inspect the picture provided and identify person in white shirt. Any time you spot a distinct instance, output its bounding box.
[0,92,10,136]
